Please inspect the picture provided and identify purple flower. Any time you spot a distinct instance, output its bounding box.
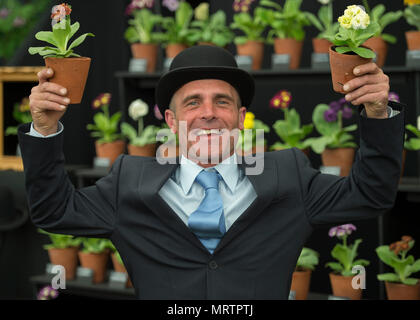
[163,0,179,12]
[388,92,400,103]
[37,285,59,300]
[154,104,163,120]
[342,106,353,119]
[324,109,337,122]
[329,224,356,238]
[329,101,341,112]
[338,97,347,107]
[341,224,357,234]
[0,8,10,18]
[12,17,25,27]
[232,0,255,13]
[126,0,154,14]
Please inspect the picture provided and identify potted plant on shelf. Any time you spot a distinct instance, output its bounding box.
[403,0,420,50]
[328,5,380,93]
[236,111,270,156]
[86,93,125,166]
[268,90,313,156]
[305,0,339,54]
[360,1,403,68]
[305,98,357,176]
[290,247,319,300]
[38,229,82,280]
[121,98,161,157]
[187,3,234,48]
[161,0,194,59]
[376,235,420,300]
[28,3,94,103]
[109,243,133,288]
[124,0,165,72]
[230,0,269,70]
[259,0,311,69]
[5,97,32,156]
[78,238,113,284]
[326,224,370,300]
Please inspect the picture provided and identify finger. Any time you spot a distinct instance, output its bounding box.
[37,68,54,85]
[31,99,67,112]
[343,72,388,92]
[344,83,387,104]
[39,81,68,96]
[30,91,70,106]
[349,91,388,107]
[352,62,380,76]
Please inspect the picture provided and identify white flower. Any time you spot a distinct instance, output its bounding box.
[129,99,149,120]
[338,5,370,30]
[318,0,330,5]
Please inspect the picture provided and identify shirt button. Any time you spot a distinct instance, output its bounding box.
[209,260,218,269]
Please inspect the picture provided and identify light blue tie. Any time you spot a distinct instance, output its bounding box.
[188,170,226,254]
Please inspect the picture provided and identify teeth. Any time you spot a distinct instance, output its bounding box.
[196,129,223,136]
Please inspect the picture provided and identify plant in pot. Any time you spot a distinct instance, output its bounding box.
[328,5,380,93]
[78,238,113,284]
[28,3,94,103]
[161,0,194,59]
[230,0,269,70]
[38,229,82,280]
[5,97,32,156]
[109,242,133,288]
[121,98,161,157]
[359,1,403,68]
[376,235,420,300]
[290,247,319,300]
[305,99,357,176]
[259,0,311,69]
[236,111,270,156]
[187,3,234,48]
[124,0,165,72]
[403,0,420,50]
[305,0,339,54]
[325,224,370,300]
[268,90,313,156]
[86,93,125,166]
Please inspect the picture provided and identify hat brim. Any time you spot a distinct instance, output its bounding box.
[156,66,255,115]
[0,208,28,231]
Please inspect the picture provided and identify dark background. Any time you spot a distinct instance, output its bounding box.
[1,0,419,300]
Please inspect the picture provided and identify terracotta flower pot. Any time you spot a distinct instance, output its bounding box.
[329,46,372,94]
[405,31,420,51]
[321,147,355,177]
[236,41,264,70]
[95,140,125,165]
[78,251,109,284]
[111,252,133,288]
[363,36,388,68]
[312,38,332,54]
[157,143,179,158]
[329,272,362,300]
[130,43,158,73]
[44,57,91,104]
[290,269,312,300]
[47,247,79,280]
[274,38,304,69]
[385,281,420,300]
[128,143,157,157]
[165,43,188,59]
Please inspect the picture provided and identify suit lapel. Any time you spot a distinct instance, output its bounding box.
[138,158,211,255]
[214,155,278,254]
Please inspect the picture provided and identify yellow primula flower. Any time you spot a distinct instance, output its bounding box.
[405,0,420,6]
[194,3,209,21]
[338,5,370,30]
[243,112,255,129]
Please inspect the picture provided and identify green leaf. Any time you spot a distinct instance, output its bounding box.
[377,273,401,282]
[325,262,344,272]
[121,122,137,142]
[34,31,59,47]
[68,33,95,51]
[352,46,376,59]
[401,278,419,285]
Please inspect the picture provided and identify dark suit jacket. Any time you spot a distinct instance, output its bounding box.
[18,102,404,299]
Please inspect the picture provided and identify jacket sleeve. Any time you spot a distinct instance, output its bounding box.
[17,123,121,238]
[295,101,405,226]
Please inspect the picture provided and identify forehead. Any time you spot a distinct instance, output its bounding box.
[174,79,238,100]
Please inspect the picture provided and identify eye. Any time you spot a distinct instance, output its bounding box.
[187,100,199,106]
[217,100,229,105]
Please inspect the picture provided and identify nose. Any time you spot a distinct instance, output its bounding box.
[200,99,217,120]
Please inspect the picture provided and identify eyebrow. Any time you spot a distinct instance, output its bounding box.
[181,93,235,105]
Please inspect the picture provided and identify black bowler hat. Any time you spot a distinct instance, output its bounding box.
[155,45,255,115]
[0,186,28,231]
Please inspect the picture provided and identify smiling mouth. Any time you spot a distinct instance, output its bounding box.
[192,128,226,137]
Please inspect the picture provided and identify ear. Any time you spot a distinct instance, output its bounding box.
[165,109,177,134]
[238,106,247,130]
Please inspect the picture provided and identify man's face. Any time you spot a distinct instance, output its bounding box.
[164,79,247,166]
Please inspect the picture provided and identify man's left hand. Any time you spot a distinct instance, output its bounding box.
[342,62,389,119]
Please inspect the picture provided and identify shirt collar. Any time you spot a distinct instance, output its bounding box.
[178,154,239,194]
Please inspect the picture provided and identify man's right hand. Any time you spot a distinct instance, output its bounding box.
[29,68,70,136]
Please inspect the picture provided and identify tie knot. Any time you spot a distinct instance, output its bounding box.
[195,170,220,190]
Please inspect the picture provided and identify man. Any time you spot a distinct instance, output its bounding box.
[20,45,404,299]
